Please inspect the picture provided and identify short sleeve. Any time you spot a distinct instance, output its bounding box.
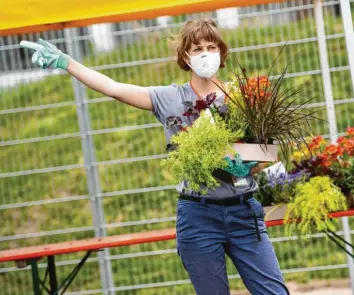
[147,84,179,123]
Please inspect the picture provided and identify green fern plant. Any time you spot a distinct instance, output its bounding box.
[284,176,348,237]
[161,110,243,193]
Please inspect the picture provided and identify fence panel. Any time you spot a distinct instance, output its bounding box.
[1,1,354,294]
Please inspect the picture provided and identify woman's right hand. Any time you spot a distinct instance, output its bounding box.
[20,39,153,111]
[20,39,70,70]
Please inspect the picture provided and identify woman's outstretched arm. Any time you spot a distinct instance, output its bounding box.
[67,59,152,110]
[20,39,153,111]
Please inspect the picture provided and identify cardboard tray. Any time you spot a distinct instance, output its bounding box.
[228,143,278,162]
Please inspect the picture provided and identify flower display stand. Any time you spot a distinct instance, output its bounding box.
[264,204,287,221]
[262,207,354,260]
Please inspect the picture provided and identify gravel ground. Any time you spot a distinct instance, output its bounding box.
[231,288,352,295]
[230,279,353,295]
[291,288,352,294]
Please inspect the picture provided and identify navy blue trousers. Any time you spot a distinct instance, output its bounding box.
[176,196,290,295]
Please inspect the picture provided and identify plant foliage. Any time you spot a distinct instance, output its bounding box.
[215,44,323,160]
[161,111,243,193]
[284,176,348,237]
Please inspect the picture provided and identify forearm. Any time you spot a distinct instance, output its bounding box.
[66,59,152,110]
[67,59,118,98]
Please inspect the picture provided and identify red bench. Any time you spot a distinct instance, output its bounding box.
[1,210,354,295]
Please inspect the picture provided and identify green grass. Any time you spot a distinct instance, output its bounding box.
[1,14,354,295]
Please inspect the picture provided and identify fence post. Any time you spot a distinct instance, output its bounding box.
[314,0,354,291]
[63,28,116,295]
[339,0,354,92]
[339,0,354,290]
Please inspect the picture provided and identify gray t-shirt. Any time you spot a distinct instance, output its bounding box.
[148,82,258,199]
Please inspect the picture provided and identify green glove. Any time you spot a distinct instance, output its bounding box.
[20,39,70,70]
[223,153,258,177]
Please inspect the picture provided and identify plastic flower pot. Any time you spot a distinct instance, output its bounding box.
[229,143,278,162]
[263,204,287,221]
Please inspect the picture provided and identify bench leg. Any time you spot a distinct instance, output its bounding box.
[29,259,41,295]
[48,255,58,293]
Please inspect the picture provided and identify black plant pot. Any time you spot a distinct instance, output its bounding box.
[341,188,354,209]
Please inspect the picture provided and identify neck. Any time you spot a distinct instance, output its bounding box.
[190,72,222,97]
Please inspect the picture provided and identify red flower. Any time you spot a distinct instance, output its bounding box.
[318,154,332,168]
[309,135,325,151]
[194,99,208,111]
[324,144,342,157]
[337,136,347,145]
[336,145,345,157]
[183,110,196,117]
[344,139,354,155]
[336,134,354,155]
[346,126,354,136]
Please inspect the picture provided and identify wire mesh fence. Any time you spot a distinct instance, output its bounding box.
[1,0,354,294]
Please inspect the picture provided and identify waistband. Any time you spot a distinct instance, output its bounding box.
[178,192,262,242]
[178,192,253,206]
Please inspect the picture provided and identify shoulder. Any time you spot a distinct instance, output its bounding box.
[148,82,180,93]
[147,82,190,102]
[147,82,191,122]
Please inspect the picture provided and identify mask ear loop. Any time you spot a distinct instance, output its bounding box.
[185,51,194,71]
[185,52,207,98]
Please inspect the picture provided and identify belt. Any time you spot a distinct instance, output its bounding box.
[179,192,253,205]
[178,192,262,242]
[211,168,234,185]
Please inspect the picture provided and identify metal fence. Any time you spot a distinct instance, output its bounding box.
[1,0,354,294]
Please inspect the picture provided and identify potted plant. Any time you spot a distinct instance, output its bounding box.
[284,175,348,237]
[253,127,354,232]
[162,110,243,194]
[291,126,354,207]
[254,170,349,233]
[213,46,321,163]
[254,168,309,221]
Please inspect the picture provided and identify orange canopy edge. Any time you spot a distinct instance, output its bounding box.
[0,0,287,36]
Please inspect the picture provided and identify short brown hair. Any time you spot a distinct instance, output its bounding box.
[170,18,228,71]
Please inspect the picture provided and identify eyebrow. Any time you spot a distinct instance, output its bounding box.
[192,43,217,48]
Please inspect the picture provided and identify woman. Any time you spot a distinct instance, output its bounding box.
[21,18,290,295]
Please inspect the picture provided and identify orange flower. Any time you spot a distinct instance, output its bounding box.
[344,139,354,155]
[336,145,345,157]
[245,76,272,107]
[337,136,347,145]
[318,154,332,167]
[309,135,326,151]
[313,135,325,144]
[324,144,340,156]
[346,126,354,136]
[344,139,353,149]
[337,135,354,155]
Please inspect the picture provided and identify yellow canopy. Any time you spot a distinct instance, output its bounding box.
[0,0,281,36]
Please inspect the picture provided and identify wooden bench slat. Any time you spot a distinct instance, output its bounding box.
[0,228,176,263]
[1,209,354,263]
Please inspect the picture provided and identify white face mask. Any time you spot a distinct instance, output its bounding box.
[186,51,221,79]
